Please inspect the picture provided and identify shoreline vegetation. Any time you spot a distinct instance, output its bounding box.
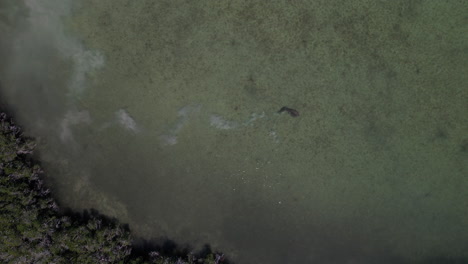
[0,111,228,264]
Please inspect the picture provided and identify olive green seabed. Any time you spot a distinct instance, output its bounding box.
[1,0,467,263]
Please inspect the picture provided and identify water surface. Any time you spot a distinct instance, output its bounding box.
[1,1,467,263]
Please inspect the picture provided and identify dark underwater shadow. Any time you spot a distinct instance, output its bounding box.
[419,256,468,264]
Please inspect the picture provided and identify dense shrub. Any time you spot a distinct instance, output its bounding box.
[0,112,225,264]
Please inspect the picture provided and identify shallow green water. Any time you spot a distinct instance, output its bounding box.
[1,0,467,263]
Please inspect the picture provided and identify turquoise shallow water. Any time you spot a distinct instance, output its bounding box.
[1,1,467,263]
